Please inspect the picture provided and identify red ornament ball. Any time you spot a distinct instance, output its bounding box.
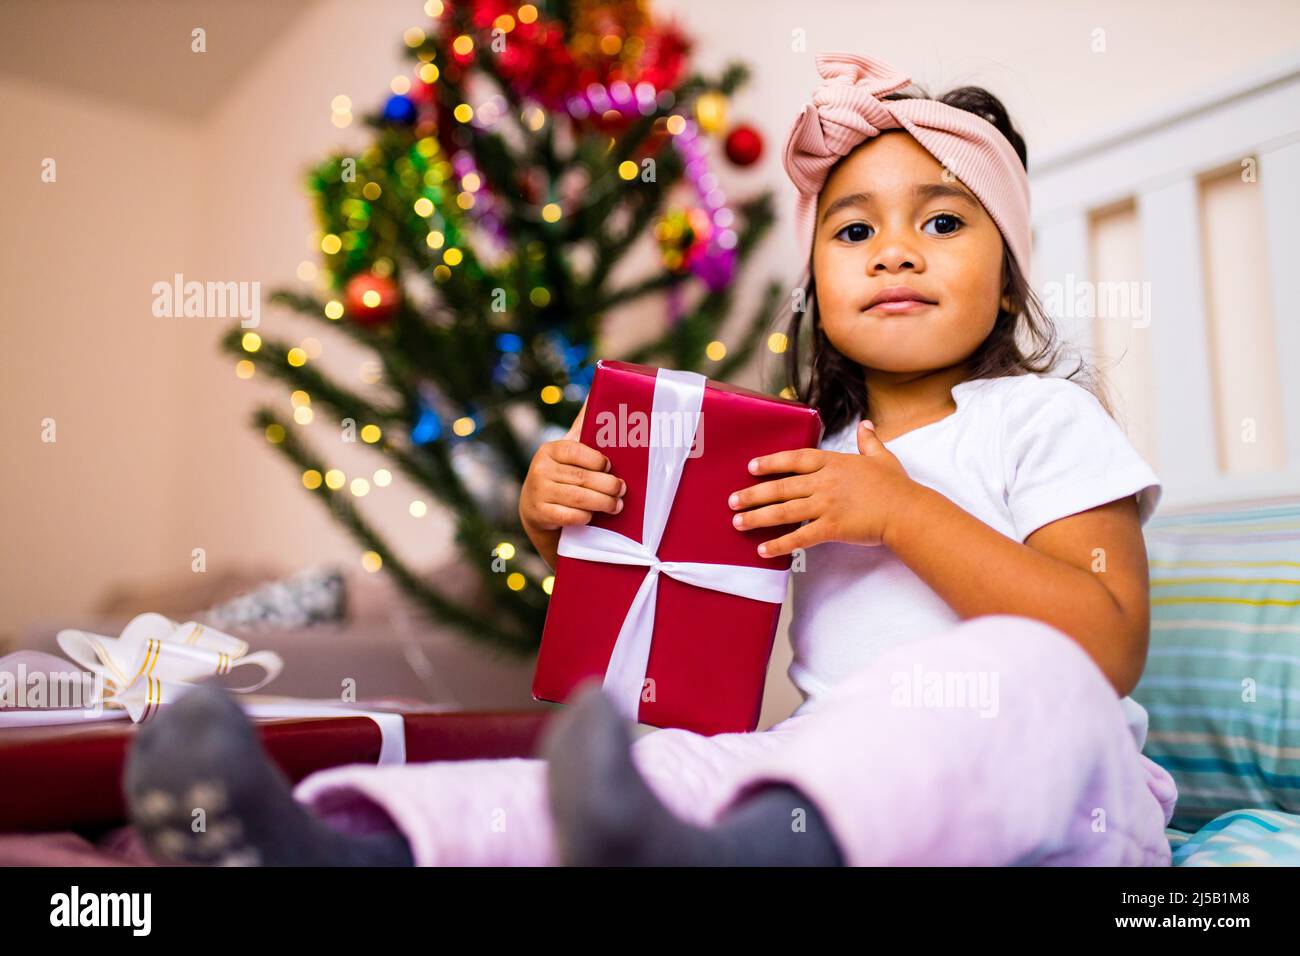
[409,80,435,105]
[724,124,764,167]
[344,272,399,326]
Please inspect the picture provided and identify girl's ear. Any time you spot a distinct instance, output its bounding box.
[999,269,1017,314]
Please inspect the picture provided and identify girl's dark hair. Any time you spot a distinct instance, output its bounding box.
[782,83,1113,437]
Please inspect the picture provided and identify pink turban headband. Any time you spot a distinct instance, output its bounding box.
[784,52,1032,277]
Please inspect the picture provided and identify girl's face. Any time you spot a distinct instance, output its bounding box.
[812,131,1009,376]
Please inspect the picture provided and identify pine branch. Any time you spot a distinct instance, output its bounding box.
[579,139,685,299]
[266,290,423,392]
[592,269,693,314]
[713,279,786,383]
[227,322,556,638]
[220,327,405,425]
[733,192,777,257]
[251,406,537,653]
[265,287,532,485]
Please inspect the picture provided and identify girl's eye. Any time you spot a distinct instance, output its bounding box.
[923,214,964,236]
[833,214,964,243]
[834,222,872,243]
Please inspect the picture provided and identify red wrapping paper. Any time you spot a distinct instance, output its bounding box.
[532,360,824,735]
[0,708,550,833]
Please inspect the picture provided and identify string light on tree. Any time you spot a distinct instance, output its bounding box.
[330,94,352,128]
[694,90,727,134]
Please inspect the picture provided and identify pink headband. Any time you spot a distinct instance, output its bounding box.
[784,52,1032,277]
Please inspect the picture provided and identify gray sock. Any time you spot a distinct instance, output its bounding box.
[541,683,845,867]
[123,681,413,867]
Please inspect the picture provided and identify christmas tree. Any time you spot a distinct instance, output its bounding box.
[222,0,785,655]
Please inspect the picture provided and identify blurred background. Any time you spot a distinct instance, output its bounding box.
[2,0,1297,726]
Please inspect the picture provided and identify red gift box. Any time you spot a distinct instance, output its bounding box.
[0,706,552,833]
[532,360,823,735]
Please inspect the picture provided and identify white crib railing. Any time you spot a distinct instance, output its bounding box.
[1029,50,1300,512]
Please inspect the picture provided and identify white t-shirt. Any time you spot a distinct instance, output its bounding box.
[786,372,1163,750]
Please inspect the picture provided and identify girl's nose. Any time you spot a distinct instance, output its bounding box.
[868,241,922,274]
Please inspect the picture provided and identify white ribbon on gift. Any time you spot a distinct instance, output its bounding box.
[237,697,408,766]
[28,613,409,764]
[556,368,791,722]
[55,612,284,723]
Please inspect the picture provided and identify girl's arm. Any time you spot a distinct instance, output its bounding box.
[884,484,1151,698]
[732,423,1152,699]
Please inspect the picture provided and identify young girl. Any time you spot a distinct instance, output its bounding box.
[123,51,1178,867]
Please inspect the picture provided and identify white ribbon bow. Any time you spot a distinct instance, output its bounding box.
[55,612,284,722]
[556,368,791,722]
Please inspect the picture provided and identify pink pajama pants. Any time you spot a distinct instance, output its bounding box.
[292,614,1178,866]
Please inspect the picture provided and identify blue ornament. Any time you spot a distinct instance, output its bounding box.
[411,404,441,444]
[544,331,590,376]
[565,342,589,369]
[495,332,523,353]
[382,94,417,124]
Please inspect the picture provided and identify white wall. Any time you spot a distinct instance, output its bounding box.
[0,76,199,643]
[174,0,456,588]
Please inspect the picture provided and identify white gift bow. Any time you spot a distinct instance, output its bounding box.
[55,612,284,723]
[556,368,791,722]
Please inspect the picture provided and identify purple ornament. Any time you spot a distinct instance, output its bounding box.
[669,117,739,294]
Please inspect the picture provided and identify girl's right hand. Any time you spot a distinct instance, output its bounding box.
[519,437,627,532]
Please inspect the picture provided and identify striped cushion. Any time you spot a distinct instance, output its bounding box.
[1132,497,1300,832]
[1169,809,1300,866]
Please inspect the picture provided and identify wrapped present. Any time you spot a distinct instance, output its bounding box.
[2,613,395,763]
[533,360,823,735]
[21,612,284,723]
[0,705,550,832]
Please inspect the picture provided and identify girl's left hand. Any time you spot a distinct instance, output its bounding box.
[728,420,917,557]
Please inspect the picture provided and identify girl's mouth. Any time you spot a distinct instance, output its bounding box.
[865,300,934,315]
